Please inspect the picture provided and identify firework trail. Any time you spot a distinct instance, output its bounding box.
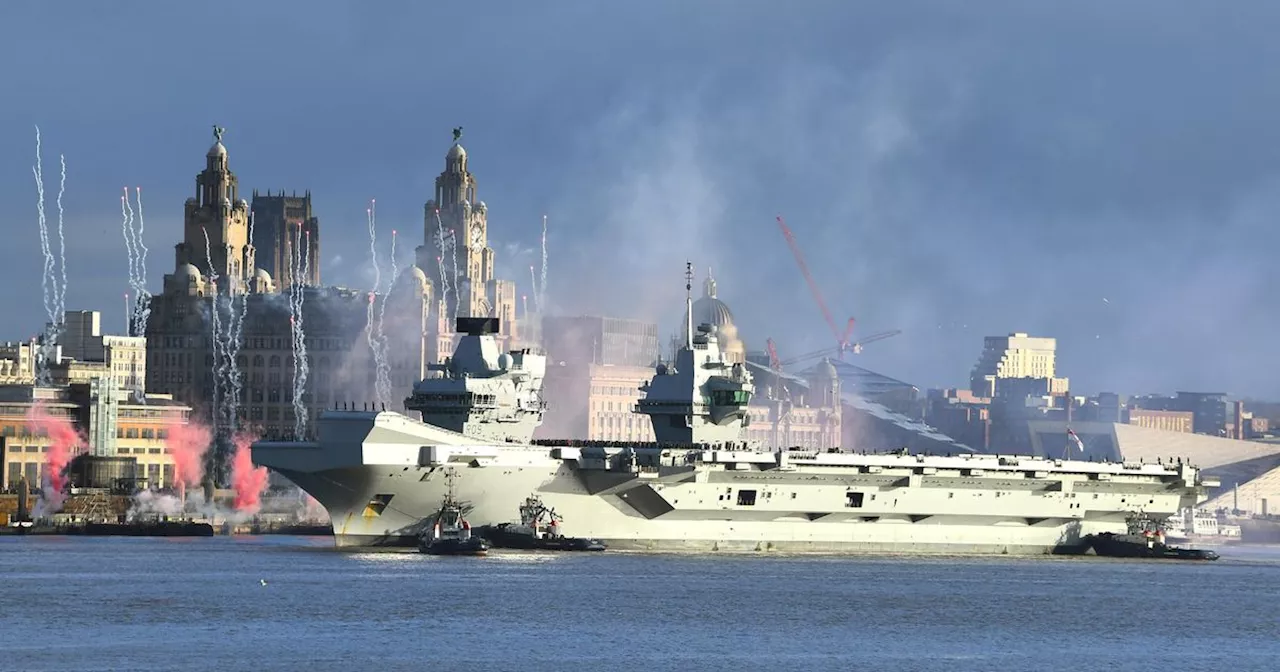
[120,190,138,325]
[447,217,461,318]
[539,214,548,313]
[290,224,311,439]
[365,200,384,399]
[374,229,400,407]
[120,188,150,337]
[132,187,152,336]
[296,230,313,436]
[55,155,68,321]
[202,226,227,437]
[32,127,56,385]
[288,230,301,436]
[225,213,252,428]
[529,265,540,314]
[432,208,460,324]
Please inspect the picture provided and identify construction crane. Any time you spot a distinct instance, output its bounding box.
[775,215,858,358]
[766,337,783,371]
[766,330,903,371]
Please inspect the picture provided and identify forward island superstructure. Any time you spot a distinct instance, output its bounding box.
[253,265,1217,553]
[403,316,546,445]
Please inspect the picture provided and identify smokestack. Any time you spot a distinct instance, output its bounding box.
[1234,401,1245,439]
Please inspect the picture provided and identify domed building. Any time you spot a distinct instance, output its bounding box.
[677,270,745,364]
[690,272,734,331]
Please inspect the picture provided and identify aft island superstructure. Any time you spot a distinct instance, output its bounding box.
[253,266,1216,553]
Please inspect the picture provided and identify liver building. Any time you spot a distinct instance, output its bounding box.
[144,127,522,478]
[415,127,518,342]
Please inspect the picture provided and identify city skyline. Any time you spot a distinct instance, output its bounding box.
[1,2,1278,397]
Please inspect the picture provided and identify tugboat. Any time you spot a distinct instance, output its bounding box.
[417,472,489,556]
[479,495,607,552]
[1089,512,1220,561]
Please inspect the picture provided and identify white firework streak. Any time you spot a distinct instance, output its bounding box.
[202,226,227,436]
[375,230,400,407]
[32,127,56,386]
[365,201,383,404]
[55,155,68,322]
[226,213,252,429]
[529,265,540,314]
[291,226,312,439]
[539,214,548,313]
[132,187,152,337]
[297,229,312,436]
[433,208,460,324]
[120,190,137,331]
[448,222,460,319]
[431,208,454,325]
[287,232,299,436]
[121,188,142,335]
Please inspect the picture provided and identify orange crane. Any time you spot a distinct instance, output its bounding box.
[775,215,858,358]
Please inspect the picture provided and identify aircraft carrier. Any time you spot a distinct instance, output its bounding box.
[253,268,1216,553]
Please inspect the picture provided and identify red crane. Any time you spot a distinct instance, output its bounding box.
[766,337,783,371]
[775,215,857,358]
[766,331,902,372]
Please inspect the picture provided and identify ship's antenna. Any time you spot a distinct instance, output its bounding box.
[684,262,694,349]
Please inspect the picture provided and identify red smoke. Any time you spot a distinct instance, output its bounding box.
[25,402,86,512]
[165,420,212,497]
[231,431,269,513]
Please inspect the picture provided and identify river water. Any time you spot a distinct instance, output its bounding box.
[2,536,1277,671]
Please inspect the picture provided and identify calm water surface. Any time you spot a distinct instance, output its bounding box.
[1,536,1277,672]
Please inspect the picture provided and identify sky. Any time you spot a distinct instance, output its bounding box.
[1,1,1278,398]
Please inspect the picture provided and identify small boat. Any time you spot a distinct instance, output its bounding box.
[479,495,606,552]
[1089,513,1219,561]
[418,475,488,556]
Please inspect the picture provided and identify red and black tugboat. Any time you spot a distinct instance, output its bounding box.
[1089,512,1219,561]
[417,472,488,556]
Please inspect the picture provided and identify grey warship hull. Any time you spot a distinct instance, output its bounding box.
[260,430,1205,555]
[253,302,1212,555]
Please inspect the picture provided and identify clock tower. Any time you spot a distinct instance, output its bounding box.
[416,129,517,340]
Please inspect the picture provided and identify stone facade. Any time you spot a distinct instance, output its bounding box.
[144,128,435,471]
[414,131,518,342]
[250,190,321,290]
